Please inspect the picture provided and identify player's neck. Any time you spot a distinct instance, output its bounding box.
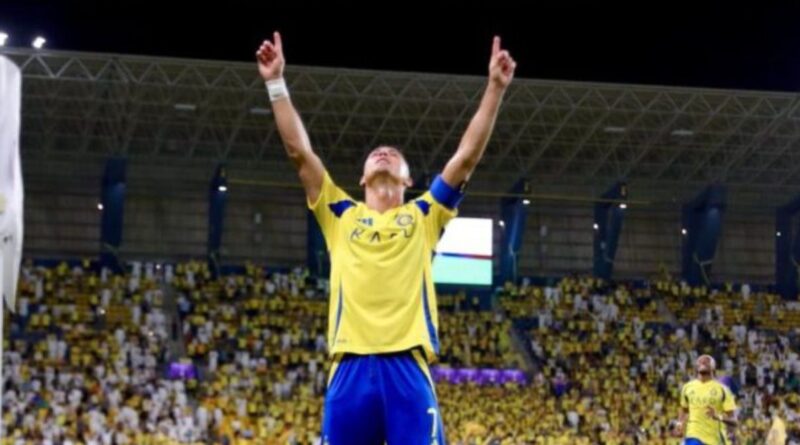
[698,374,713,382]
[364,177,404,214]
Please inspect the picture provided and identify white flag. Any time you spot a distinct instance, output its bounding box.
[0,56,23,313]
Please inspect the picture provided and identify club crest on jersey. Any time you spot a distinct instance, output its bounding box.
[396,214,414,226]
[358,217,374,227]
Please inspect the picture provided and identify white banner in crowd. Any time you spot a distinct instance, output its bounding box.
[0,54,23,438]
[0,55,23,313]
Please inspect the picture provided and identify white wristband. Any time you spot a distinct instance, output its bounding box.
[266,78,289,102]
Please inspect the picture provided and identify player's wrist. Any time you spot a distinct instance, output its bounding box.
[486,79,507,94]
[266,77,290,102]
[265,70,284,81]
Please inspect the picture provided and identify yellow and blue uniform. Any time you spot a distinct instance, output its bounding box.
[310,171,461,445]
[680,379,737,445]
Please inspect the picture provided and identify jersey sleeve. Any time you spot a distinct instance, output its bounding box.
[722,385,737,412]
[413,175,464,249]
[679,383,689,408]
[307,171,355,251]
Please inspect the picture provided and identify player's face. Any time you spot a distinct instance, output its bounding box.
[362,146,410,184]
[696,355,714,376]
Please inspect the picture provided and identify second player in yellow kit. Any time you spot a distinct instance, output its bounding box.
[676,355,738,445]
[680,379,736,444]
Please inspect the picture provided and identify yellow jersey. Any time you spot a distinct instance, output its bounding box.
[767,416,787,445]
[680,379,736,445]
[309,171,460,362]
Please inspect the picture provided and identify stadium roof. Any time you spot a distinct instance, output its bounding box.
[4,47,800,207]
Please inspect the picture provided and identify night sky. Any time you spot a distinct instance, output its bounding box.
[2,1,800,91]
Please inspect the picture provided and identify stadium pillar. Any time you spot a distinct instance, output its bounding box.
[593,182,627,281]
[681,184,726,286]
[499,179,530,285]
[207,164,227,278]
[775,195,800,299]
[100,157,127,273]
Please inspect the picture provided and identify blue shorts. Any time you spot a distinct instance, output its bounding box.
[683,439,706,445]
[321,349,445,445]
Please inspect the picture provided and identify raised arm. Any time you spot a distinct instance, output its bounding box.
[441,36,516,187]
[256,32,325,203]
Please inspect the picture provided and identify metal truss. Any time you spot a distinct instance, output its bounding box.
[3,47,800,206]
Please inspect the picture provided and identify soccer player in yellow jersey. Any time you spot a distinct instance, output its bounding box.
[256,31,515,445]
[675,355,738,445]
[766,404,788,445]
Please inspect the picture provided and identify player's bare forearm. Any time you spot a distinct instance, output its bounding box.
[720,411,738,427]
[272,99,311,161]
[442,84,505,186]
[674,409,687,437]
[257,32,324,202]
[272,99,325,200]
[441,36,515,187]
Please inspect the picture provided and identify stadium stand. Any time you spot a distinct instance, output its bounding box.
[2,262,798,444]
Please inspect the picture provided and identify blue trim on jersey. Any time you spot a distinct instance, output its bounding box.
[430,175,464,209]
[332,281,344,345]
[422,276,439,354]
[328,200,356,217]
[683,439,705,445]
[414,200,431,215]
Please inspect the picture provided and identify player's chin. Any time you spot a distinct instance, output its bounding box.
[374,164,397,175]
[372,161,395,172]
[365,168,403,184]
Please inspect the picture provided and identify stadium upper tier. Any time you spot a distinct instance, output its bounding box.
[3,47,800,206]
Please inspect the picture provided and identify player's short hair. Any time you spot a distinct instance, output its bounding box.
[697,354,716,370]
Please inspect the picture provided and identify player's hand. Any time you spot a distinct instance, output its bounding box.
[256,31,285,81]
[488,36,516,90]
[705,406,719,421]
[672,421,685,437]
